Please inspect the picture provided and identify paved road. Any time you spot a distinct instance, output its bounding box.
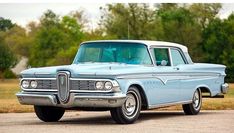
[0,110,233,133]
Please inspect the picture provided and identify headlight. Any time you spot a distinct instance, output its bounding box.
[104,81,112,90]
[95,81,104,89]
[30,80,38,88]
[22,80,30,88]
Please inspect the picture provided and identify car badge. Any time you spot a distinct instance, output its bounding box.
[60,76,65,85]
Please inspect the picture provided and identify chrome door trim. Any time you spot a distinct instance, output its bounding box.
[148,100,192,109]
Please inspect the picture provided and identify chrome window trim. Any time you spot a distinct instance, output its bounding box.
[152,47,172,67]
[151,46,189,67]
[74,42,154,66]
[168,47,173,66]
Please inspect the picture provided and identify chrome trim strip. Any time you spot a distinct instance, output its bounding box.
[117,72,221,79]
[168,47,173,66]
[21,78,56,80]
[73,94,126,99]
[20,89,57,92]
[70,78,114,81]
[148,100,192,109]
[70,89,112,93]
[34,72,52,75]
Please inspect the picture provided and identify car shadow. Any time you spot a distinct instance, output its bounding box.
[26,111,216,125]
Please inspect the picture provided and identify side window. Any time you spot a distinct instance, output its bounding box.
[171,48,186,66]
[154,48,171,66]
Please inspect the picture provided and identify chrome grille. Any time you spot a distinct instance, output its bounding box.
[70,80,96,90]
[34,79,96,91]
[36,80,57,90]
[57,72,70,103]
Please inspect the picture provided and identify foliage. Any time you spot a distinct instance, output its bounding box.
[28,10,84,67]
[1,4,234,82]
[0,38,17,75]
[0,17,18,78]
[3,69,17,79]
[156,5,202,61]
[3,25,31,57]
[100,3,155,39]
[189,3,222,29]
[202,14,234,82]
[0,17,14,31]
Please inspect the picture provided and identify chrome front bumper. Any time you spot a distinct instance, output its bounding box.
[16,92,126,108]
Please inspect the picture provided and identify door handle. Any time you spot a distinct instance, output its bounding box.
[173,67,179,70]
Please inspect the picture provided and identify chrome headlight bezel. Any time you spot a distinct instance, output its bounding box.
[95,81,104,90]
[21,80,30,88]
[104,81,113,90]
[30,80,38,88]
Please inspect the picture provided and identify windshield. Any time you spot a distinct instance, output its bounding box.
[73,42,152,65]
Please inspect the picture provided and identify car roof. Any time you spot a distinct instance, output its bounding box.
[82,40,188,52]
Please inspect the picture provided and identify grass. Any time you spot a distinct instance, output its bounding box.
[0,79,33,113]
[0,79,234,113]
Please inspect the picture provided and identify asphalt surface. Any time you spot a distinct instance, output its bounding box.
[0,110,233,133]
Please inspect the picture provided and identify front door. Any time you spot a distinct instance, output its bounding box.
[149,47,182,105]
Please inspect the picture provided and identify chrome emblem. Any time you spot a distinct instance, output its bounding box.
[57,72,70,104]
[60,76,65,85]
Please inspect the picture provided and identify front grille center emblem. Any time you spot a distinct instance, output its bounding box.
[57,72,70,103]
[60,76,64,85]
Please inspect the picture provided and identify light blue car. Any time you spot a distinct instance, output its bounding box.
[16,40,229,124]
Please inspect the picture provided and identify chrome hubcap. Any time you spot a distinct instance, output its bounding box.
[193,90,200,109]
[124,94,136,115]
[122,91,139,119]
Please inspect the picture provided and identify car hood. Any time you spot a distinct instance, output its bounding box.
[21,63,153,78]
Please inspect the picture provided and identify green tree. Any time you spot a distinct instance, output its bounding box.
[202,14,234,82]
[3,25,31,57]
[0,17,14,31]
[189,3,221,29]
[155,4,203,61]
[100,3,155,39]
[0,17,17,78]
[28,10,84,67]
[0,38,17,76]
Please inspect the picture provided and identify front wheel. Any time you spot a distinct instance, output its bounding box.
[34,105,65,122]
[182,88,202,115]
[110,86,142,124]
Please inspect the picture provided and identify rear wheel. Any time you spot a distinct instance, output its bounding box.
[34,105,65,122]
[110,86,142,124]
[182,89,202,115]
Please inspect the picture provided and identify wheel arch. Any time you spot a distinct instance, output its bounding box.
[195,85,212,97]
[129,84,149,110]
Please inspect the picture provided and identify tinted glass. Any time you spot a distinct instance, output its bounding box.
[73,42,152,65]
[171,49,185,66]
[154,48,171,66]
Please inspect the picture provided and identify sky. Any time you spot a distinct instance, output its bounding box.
[0,3,233,30]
